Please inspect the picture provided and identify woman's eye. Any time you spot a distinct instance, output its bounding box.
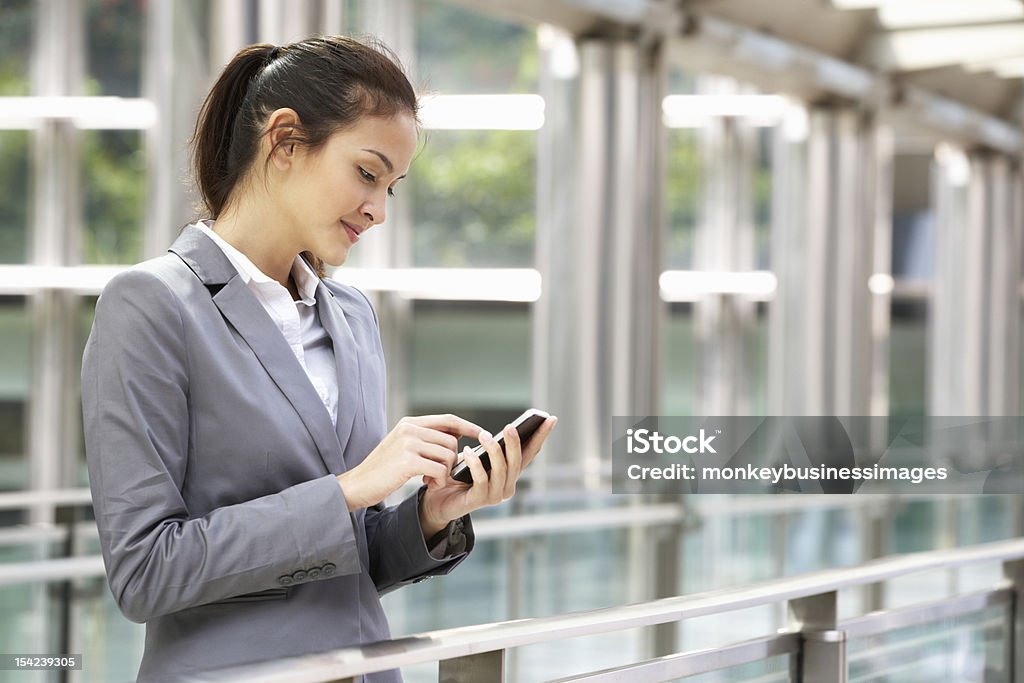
[358,167,375,183]
[387,187,396,198]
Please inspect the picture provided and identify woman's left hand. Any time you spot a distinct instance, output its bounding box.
[418,416,557,537]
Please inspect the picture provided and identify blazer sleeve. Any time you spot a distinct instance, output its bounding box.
[82,269,361,623]
[363,488,474,595]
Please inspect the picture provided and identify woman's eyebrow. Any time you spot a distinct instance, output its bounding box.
[362,148,393,173]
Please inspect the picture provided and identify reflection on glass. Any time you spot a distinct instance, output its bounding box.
[411,130,535,267]
[0,0,32,96]
[86,0,144,97]
[890,298,927,417]
[0,297,30,493]
[82,130,146,264]
[415,0,537,94]
[666,128,701,269]
[0,130,30,264]
[848,607,1008,683]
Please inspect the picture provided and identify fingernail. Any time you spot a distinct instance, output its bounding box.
[479,429,493,442]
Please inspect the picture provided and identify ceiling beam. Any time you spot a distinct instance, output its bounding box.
[862,23,1024,71]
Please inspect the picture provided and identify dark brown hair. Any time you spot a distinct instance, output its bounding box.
[190,35,418,278]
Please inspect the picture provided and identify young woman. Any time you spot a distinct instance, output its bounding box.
[81,35,556,682]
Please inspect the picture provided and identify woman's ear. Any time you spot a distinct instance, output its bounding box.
[265,107,301,171]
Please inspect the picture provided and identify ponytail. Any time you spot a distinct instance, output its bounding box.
[191,44,276,219]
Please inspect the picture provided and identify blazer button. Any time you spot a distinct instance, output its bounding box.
[292,570,308,582]
[322,563,336,577]
[279,575,294,586]
[307,567,321,579]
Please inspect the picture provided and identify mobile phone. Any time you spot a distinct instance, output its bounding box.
[450,409,550,484]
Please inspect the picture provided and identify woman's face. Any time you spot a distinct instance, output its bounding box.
[277,112,418,267]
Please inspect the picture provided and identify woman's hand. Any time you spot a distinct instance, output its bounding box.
[418,416,558,536]
[336,414,482,511]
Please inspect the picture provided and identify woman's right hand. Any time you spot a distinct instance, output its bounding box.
[335,414,483,511]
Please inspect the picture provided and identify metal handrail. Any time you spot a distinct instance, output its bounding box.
[0,491,1014,584]
[0,488,92,511]
[183,537,1024,682]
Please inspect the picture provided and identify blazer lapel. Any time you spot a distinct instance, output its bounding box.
[168,225,346,475]
[314,282,360,461]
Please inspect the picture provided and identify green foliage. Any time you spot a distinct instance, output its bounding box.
[81,130,146,264]
[0,132,29,264]
[412,130,535,267]
[0,0,31,96]
[665,128,701,269]
[86,0,143,97]
[415,0,538,94]
[410,1,539,267]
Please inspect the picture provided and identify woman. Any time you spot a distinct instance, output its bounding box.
[81,35,556,682]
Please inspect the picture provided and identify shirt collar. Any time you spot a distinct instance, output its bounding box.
[195,219,319,305]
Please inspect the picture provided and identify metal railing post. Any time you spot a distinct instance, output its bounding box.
[789,591,847,683]
[438,650,505,683]
[1007,559,1024,683]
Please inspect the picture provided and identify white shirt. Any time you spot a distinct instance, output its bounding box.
[195,220,339,426]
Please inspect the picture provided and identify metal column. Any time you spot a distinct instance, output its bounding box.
[694,77,757,416]
[769,106,886,416]
[930,148,1021,417]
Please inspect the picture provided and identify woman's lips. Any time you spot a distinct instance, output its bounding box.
[340,221,361,243]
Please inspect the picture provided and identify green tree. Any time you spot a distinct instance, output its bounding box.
[410,1,538,267]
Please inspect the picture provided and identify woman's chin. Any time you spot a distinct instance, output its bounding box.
[321,245,351,268]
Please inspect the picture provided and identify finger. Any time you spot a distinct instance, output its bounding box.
[417,456,448,482]
[521,417,558,469]
[480,431,507,503]
[406,414,484,440]
[465,449,489,494]
[502,424,522,499]
[415,441,459,473]
[401,422,460,454]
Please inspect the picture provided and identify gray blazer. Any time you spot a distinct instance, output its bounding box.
[81,225,473,682]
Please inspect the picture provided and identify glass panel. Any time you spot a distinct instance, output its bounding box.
[889,297,927,417]
[750,303,769,415]
[410,130,536,267]
[0,539,145,682]
[0,297,30,493]
[408,301,531,431]
[848,606,1008,683]
[73,534,145,681]
[677,655,793,682]
[85,0,145,97]
[0,130,31,264]
[754,128,773,270]
[891,153,933,280]
[76,296,99,486]
[0,0,32,96]
[666,128,701,269]
[889,499,939,554]
[664,303,697,414]
[415,0,537,94]
[81,130,146,265]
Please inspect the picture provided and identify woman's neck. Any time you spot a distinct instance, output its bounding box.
[212,196,297,289]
